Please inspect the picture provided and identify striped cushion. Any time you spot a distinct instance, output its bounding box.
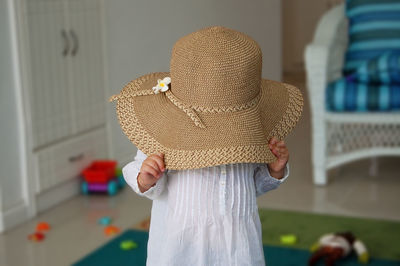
[344,0,400,74]
[326,78,400,111]
[346,51,400,84]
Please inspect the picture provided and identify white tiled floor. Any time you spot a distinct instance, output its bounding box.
[0,190,152,266]
[0,72,399,266]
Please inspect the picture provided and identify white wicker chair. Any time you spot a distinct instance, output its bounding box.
[305,3,400,185]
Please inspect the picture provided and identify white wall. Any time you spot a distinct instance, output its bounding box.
[104,0,282,164]
[282,0,344,72]
[0,0,25,231]
[282,0,326,72]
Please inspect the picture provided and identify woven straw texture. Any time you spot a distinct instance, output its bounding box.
[110,26,304,170]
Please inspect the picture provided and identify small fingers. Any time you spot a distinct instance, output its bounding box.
[271,147,279,157]
[272,146,288,158]
[151,153,166,172]
[269,137,278,145]
[276,141,286,148]
[143,160,163,178]
[277,147,289,160]
[269,137,283,149]
[277,148,289,162]
[142,163,159,179]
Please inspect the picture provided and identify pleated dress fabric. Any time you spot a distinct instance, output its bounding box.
[123,149,289,266]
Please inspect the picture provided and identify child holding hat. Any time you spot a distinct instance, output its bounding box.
[110,26,303,265]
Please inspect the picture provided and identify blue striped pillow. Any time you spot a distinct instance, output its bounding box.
[326,78,400,111]
[344,0,400,74]
[346,51,400,84]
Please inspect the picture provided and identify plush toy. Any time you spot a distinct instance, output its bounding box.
[309,232,369,266]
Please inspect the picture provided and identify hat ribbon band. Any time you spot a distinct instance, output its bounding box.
[164,90,206,128]
[109,90,205,128]
[109,88,262,129]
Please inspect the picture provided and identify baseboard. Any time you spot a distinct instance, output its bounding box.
[0,200,30,233]
[36,178,80,214]
[0,172,84,233]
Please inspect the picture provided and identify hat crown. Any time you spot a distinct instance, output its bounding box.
[170,26,262,107]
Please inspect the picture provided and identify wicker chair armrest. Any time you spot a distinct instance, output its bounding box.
[305,3,348,115]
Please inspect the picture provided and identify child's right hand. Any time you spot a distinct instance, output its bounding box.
[137,153,166,193]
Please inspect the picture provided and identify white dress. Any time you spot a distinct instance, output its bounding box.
[122,149,289,266]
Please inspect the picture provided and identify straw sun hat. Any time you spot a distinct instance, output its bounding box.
[109,26,303,170]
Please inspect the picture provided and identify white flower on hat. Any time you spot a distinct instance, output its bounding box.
[152,77,171,94]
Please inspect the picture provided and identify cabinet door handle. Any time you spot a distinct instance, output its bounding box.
[70,29,79,56]
[69,153,84,162]
[61,29,70,56]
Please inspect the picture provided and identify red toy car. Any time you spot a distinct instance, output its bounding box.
[81,160,125,195]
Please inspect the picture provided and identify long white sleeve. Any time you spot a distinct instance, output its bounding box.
[253,163,289,197]
[122,149,167,200]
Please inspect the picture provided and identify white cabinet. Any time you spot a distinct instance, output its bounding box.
[0,0,109,232]
[35,127,107,193]
[67,0,106,134]
[19,0,108,200]
[25,1,73,148]
[24,0,106,150]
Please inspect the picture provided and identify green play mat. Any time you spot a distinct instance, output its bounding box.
[73,209,400,265]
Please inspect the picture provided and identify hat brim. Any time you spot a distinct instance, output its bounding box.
[114,72,303,170]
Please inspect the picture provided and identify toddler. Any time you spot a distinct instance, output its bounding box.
[110,26,303,266]
[123,138,289,265]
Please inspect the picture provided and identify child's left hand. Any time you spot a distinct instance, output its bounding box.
[267,137,289,179]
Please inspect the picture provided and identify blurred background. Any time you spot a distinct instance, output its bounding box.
[1,0,399,265]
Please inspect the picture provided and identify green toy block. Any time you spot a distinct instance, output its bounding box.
[120,240,138,250]
[280,234,297,245]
